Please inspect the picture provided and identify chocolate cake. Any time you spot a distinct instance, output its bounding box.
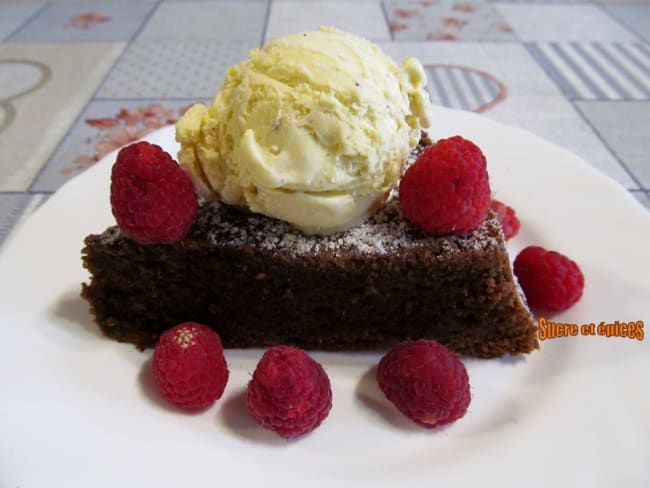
[81,143,538,358]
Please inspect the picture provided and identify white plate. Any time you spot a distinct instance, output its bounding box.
[1,107,649,488]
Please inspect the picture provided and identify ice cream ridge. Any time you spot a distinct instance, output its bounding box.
[176,26,432,235]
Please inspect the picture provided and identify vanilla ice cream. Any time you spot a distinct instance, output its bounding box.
[176,27,432,235]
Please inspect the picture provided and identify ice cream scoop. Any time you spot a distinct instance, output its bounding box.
[176,27,432,235]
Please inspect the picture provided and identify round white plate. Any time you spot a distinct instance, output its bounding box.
[1,107,649,487]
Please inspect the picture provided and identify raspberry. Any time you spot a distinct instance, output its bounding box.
[377,340,470,429]
[247,346,332,439]
[490,199,520,240]
[513,246,584,313]
[152,322,229,410]
[399,136,491,235]
[110,141,197,244]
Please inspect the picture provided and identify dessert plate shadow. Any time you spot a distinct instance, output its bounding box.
[1,106,649,487]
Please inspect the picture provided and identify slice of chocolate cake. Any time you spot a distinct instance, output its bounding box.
[81,185,538,359]
[80,29,537,358]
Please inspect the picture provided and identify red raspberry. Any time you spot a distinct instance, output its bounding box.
[513,246,584,313]
[377,340,470,429]
[152,322,229,410]
[399,136,491,235]
[490,199,520,240]
[247,346,332,439]
[110,141,197,244]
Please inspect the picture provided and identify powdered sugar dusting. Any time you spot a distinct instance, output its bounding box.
[100,226,123,245]
[194,195,502,257]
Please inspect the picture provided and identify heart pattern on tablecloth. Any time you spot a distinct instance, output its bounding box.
[424,64,507,113]
[0,59,51,133]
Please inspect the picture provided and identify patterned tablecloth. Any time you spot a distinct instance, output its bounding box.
[1,0,649,249]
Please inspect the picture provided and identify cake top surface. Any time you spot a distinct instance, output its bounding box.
[190,197,503,257]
